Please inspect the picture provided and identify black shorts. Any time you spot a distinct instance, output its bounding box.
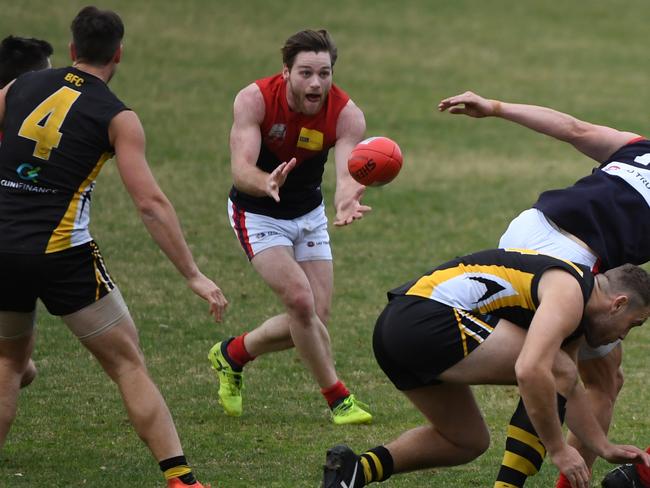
[0,241,116,316]
[372,295,500,391]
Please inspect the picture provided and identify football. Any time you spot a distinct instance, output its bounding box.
[347,136,403,186]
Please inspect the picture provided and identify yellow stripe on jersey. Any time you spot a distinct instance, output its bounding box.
[501,450,539,476]
[296,128,324,151]
[494,483,520,488]
[406,264,536,313]
[505,248,584,277]
[45,152,111,253]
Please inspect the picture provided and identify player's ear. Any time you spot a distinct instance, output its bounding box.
[113,44,123,64]
[611,295,629,313]
[282,64,290,80]
[69,42,77,62]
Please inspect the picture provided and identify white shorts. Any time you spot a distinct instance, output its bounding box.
[499,208,619,360]
[228,199,332,262]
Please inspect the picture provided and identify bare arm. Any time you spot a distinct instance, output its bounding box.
[109,110,228,322]
[230,83,295,202]
[333,100,371,226]
[515,269,590,486]
[438,91,640,163]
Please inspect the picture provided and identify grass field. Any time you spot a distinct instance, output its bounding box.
[1,1,649,486]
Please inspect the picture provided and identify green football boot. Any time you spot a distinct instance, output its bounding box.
[208,340,243,417]
[331,395,372,425]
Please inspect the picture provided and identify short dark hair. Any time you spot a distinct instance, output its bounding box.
[0,36,53,88]
[606,264,650,308]
[281,29,337,70]
[71,6,124,65]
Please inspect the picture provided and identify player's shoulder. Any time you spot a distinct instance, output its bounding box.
[233,82,265,122]
[335,98,366,140]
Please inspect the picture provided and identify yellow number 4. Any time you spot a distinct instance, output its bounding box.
[18,86,81,161]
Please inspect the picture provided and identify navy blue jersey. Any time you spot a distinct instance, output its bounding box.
[0,67,127,254]
[534,138,650,270]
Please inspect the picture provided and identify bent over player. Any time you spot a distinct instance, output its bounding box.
[322,249,650,488]
[208,29,371,424]
[439,91,650,488]
[0,7,227,488]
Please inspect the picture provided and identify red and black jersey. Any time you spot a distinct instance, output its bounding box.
[0,67,127,254]
[229,73,350,219]
[535,137,650,270]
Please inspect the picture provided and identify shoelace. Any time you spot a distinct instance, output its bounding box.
[335,395,369,414]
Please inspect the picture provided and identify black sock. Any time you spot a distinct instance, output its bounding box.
[159,455,197,485]
[359,446,394,484]
[494,394,566,488]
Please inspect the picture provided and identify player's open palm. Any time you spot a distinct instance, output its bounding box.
[551,445,591,488]
[334,185,372,226]
[438,91,495,118]
[266,157,296,202]
[187,272,228,322]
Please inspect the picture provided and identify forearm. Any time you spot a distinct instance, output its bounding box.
[494,101,586,144]
[138,197,200,281]
[334,172,363,208]
[232,162,270,197]
[565,383,609,455]
[518,373,566,454]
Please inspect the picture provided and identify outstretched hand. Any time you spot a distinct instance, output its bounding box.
[438,91,500,118]
[187,272,228,322]
[266,158,297,202]
[601,444,650,467]
[334,185,372,226]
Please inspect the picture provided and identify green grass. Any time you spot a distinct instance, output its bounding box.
[1,1,650,486]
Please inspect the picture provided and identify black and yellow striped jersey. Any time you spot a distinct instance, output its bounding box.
[0,66,127,254]
[389,248,594,333]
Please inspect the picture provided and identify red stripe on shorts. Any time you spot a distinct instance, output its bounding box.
[231,203,254,260]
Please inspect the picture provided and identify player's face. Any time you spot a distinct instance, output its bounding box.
[283,51,332,115]
[584,302,649,347]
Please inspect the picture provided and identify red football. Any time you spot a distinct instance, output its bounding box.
[347,136,403,186]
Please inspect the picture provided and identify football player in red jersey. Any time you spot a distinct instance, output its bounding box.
[208,29,372,424]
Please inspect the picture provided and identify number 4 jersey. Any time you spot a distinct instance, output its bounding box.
[0,67,127,254]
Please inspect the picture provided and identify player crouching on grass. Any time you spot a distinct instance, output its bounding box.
[322,249,650,488]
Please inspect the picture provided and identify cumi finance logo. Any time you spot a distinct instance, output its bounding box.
[16,163,41,182]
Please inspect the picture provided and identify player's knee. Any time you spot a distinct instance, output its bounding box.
[19,360,37,388]
[614,367,624,395]
[283,287,316,322]
[441,424,490,462]
[457,432,490,463]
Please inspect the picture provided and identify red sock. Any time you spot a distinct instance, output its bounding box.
[226,333,255,368]
[555,473,571,488]
[636,447,650,486]
[321,381,349,408]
